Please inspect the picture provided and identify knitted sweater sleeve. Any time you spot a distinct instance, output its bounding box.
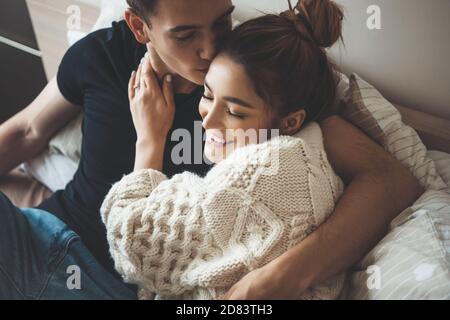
[100,168,208,296]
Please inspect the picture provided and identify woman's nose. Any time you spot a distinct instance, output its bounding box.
[202,104,222,130]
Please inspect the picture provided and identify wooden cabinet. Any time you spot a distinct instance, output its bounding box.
[0,0,47,123]
[26,0,99,79]
[0,0,99,123]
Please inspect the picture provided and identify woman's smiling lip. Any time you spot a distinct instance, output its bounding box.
[207,140,234,148]
[206,135,234,147]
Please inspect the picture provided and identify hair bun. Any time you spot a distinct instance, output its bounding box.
[287,0,344,48]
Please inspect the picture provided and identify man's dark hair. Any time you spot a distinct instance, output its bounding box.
[126,0,158,20]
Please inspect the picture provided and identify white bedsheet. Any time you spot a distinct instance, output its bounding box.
[20,152,78,192]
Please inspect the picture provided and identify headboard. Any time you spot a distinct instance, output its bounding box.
[395,105,450,154]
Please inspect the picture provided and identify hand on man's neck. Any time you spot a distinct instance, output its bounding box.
[146,44,198,94]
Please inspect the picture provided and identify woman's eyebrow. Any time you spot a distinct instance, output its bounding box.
[204,81,213,92]
[223,96,254,109]
[205,81,253,109]
[169,6,235,33]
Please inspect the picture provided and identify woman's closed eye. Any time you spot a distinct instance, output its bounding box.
[202,95,246,119]
[202,93,213,101]
[226,107,246,119]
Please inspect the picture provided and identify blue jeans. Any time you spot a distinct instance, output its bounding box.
[0,192,137,300]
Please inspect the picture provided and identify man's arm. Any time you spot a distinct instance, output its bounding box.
[223,116,424,299]
[0,76,81,175]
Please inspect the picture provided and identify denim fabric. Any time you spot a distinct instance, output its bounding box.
[0,192,137,300]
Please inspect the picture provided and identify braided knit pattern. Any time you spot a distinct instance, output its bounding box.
[101,122,345,299]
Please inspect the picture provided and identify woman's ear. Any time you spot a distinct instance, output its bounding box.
[124,9,151,45]
[280,110,306,135]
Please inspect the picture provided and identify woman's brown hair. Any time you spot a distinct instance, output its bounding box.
[219,0,344,124]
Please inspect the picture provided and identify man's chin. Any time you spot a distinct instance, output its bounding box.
[170,72,204,94]
[190,72,207,86]
[183,68,207,84]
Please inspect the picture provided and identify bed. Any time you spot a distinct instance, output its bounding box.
[19,0,450,300]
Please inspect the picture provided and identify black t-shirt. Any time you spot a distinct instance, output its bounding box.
[37,20,212,273]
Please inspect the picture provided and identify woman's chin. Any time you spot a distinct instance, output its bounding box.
[204,147,228,164]
[204,151,221,164]
[204,142,239,164]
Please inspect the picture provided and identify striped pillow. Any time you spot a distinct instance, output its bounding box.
[347,190,450,300]
[428,151,450,191]
[340,74,447,191]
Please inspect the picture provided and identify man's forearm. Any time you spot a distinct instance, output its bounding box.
[1,77,82,176]
[273,162,423,292]
[0,123,46,175]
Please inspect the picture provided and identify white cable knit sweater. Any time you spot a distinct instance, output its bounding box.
[101,122,345,300]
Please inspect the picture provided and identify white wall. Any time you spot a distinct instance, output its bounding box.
[233,0,450,119]
[76,0,102,7]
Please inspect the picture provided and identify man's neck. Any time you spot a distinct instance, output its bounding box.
[147,45,198,95]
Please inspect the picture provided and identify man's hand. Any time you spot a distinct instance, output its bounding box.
[221,259,307,300]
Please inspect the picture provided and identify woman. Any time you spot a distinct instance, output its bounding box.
[100,0,347,300]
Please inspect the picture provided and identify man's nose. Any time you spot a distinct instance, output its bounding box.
[198,32,216,61]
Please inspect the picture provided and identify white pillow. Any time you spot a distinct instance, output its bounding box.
[340,73,447,191]
[48,114,83,162]
[428,151,450,191]
[21,153,78,192]
[339,74,450,299]
[347,190,450,299]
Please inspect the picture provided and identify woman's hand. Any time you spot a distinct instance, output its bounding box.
[129,55,175,171]
[129,55,175,147]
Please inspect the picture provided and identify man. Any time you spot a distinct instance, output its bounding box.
[0,0,422,299]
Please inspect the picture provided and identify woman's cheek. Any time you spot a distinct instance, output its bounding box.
[199,102,208,120]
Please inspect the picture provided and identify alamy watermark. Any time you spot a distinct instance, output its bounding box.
[367,5,382,30]
[366,265,382,290]
[66,5,81,32]
[66,265,81,290]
